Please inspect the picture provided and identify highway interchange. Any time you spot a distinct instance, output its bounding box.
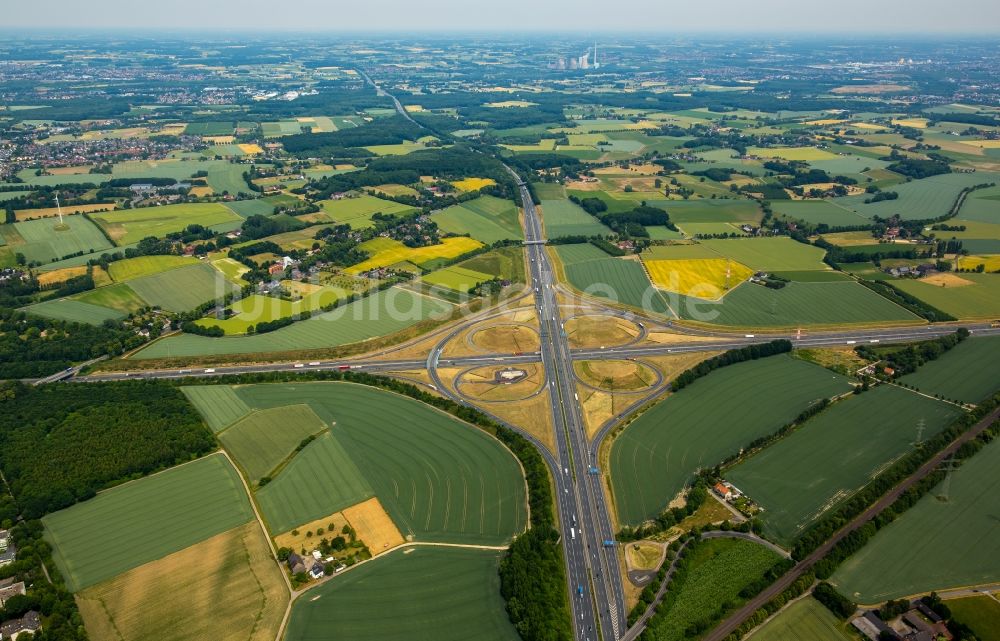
[70,75,1000,641]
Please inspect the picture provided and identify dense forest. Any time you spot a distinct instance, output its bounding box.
[0,380,214,518]
[0,310,145,378]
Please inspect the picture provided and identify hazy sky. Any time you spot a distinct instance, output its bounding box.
[7,0,1000,33]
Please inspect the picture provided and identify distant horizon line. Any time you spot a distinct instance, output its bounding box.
[2,27,1000,39]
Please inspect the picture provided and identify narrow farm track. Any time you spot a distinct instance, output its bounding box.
[697,405,1000,641]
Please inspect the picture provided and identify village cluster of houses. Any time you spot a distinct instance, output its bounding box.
[286,550,346,582]
[852,602,951,641]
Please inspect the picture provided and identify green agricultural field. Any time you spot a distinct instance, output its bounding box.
[318,195,417,229]
[432,195,523,244]
[91,203,241,245]
[749,596,854,641]
[771,200,870,227]
[946,596,1000,641]
[196,283,358,334]
[770,270,853,282]
[611,356,851,525]
[458,246,525,283]
[23,298,126,325]
[107,255,200,281]
[423,265,494,292]
[224,195,292,219]
[43,454,254,592]
[561,253,673,315]
[677,282,920,327]
[641,244,721,260]
[836,172,1000,221]
[831,434,1000,603]
[893,274,1000,319]
[218,405,329,484]
[255,431,374,533]
[727,386,959,543]
[74,282,147,313]
[652,199,762,224]
[180,385,251,432]
[184,122,234,136]
[554,242,610,265]
[641,538,782,641]
[284,546,518,641]
[700,238,829,272]
[231,382,527,542]
[127,263,238,313]
[131,288,452,359]
[1,215,113,264]
[541,199,611,238]
[900,335,1000,403]
[532,183,566,200]
[957,185,1000,224]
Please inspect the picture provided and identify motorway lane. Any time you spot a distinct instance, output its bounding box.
[517,173,626,641]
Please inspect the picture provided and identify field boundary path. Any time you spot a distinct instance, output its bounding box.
[698,405,1000,641]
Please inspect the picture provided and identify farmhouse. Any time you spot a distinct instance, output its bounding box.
[286,552,306,575]
[309,564,325,579]
[713,482,733,500]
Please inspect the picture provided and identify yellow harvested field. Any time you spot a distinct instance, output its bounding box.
[76,522,287,641]
[485,100,538,108]
[921,273,975,287]
[959,255,1000,271]
[238,143,263,154]
[204,135,235,143]
[849,122,889,130]
[960,140,1000,149]
[16,202,116,221]
[644,258,753,299]
[403,105,424,112]
[189,186,213,197]
[275,512,350,555]
[343,497,406,552]
[345,237,484,274]
[892,118,929,129]
[476,386,557,454]
[450,177,497,191]
[47,165,94,175]
[805,119,848,126]
[37,265,87,286]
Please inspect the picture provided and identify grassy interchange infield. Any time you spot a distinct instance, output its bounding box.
[610,355,852,525]
[432,195,523,244]
[727,385,960,544]
[284,546,518,641]
[642,538,783,641]
[830,432,1000,603]
[75,521,287,641]
[899,335,1000,404]
[90,202,242,245]
[186,382,528,544]
[130,287,452,359]
[750,596,854,641]
[43,453,254,592]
